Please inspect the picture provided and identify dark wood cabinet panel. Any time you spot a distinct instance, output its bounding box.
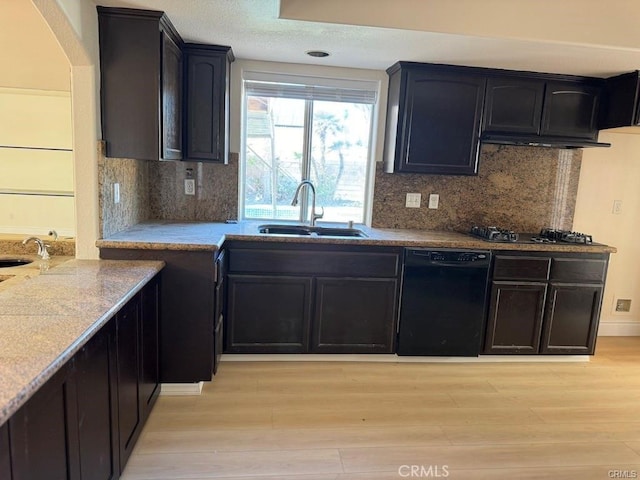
[483,77,544,134]
[100,248,216,383]
[226,274,312,353]
[0,421,11,480]
[9,365,79,480]
[311,277,398,353]
[98,7,183,161]
[493,255,551,281]
[184,44,234,163]
[550,257,607,284]
[484,281,547,354]
[541,82,600,139]
[600,71,640,129]
[140,277,160,418]
[213,250,226,374]
[75,324,118,480]
[162,32,183,160]
[116,297,141,469]
[384,63,485,175]
[541,284,603,354]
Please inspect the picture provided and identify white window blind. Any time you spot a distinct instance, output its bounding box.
[243,72,378,104]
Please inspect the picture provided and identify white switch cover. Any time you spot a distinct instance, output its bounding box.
[185,179,196,196]
[613,199,623,214]
[113,183,120,204]
[428,193,439,209]
[405,193,421,208]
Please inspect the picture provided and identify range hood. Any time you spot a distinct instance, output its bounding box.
[481,134,611,149]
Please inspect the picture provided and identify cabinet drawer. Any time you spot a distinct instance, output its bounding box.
[493,256,551,281]
[228,248,400,277]
[550,258,607,283]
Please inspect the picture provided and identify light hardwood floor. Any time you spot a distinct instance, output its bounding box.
[122,337,640,479]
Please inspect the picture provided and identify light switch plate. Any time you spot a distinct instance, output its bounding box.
[428,193,439,209]
[113,183,120,204]
[405,193,421,208]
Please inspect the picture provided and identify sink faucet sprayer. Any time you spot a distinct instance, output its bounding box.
[291,180,324,227]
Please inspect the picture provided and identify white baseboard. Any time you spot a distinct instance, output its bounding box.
[221,354,590,363]
[160,382,204,396]
[598,321,640,336]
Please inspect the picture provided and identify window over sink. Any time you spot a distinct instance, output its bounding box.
[240,71,379,224]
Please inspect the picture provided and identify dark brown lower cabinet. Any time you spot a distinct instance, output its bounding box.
[484,252,608,355]
[75,323,118,480]
[225,242,402,354]
[312,277,398,353]
[116,296,142,470]
[9,365,79,480]
[4,273,160,480]
[226,274,312,353]
[484,281,547,354]
[541,283,603,354]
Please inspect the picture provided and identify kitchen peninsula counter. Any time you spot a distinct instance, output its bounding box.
[96,221,617,254]
[0,259,164,425]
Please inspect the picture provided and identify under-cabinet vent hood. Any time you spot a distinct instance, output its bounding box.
[481,134,611,149]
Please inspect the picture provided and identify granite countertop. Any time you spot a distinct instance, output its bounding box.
[96,221,617,254]
[0,259,164,425]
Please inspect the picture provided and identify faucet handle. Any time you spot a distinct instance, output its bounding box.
[313,206,325,221]
[40,244,51,260]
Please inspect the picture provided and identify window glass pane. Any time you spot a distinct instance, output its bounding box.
[244,96,305,220]
[309,101,371,223]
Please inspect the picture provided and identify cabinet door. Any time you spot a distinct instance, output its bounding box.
[396,70,485,175]
[161,31,183,160]
[9,365,80,480]
[0,421,11,480]
[540,283,603,354]
[484,281,547,354]
[75,324,118,480]
[311,277,398,353]
[140,276,160,419]
[185,48,230,162]
[483,77,544,134]
[226,274,312,353]
[541,82,600,139]
[213,250,226,374]
[116,297,141,470]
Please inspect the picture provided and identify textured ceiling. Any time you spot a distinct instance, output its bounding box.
[93,0,640,77]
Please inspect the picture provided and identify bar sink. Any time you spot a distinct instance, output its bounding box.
[0,259,33,268]
[257,224,367,238]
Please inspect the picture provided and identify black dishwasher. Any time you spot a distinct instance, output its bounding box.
[397,249,491,356]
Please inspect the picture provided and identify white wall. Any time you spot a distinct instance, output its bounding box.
[574,131,640,335]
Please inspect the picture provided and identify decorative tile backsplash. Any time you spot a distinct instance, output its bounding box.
[99,142,581,237]
[372,144,582,232]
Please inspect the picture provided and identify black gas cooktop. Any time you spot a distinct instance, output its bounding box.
[469,226,597,245]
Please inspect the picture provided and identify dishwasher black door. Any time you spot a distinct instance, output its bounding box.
[397,249,491,356]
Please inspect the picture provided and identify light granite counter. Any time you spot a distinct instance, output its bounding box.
[0,259,164,425]
[96,221,617,254]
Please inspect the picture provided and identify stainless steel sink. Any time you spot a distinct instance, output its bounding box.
[258,224,367,238]
[0,259,33,268]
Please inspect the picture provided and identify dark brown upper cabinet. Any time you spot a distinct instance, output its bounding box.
[98,7,183,161]
[599,70,640,129]
[183,44,234,163]
[482,75,605,145]
[541,81,601,139]
[483,77,545,135]
[384,62,486,175]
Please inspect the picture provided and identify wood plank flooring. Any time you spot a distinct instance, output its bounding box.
[122,337,640,479]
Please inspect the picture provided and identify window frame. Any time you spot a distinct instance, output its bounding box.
[239,69,382,225]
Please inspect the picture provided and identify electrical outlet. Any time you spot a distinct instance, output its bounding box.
[405,193,421,208]
[613,199,623,215]
[184,179,195,196]
[615,298,632,313]
[428,193,439,209]
[113,183,120,204]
